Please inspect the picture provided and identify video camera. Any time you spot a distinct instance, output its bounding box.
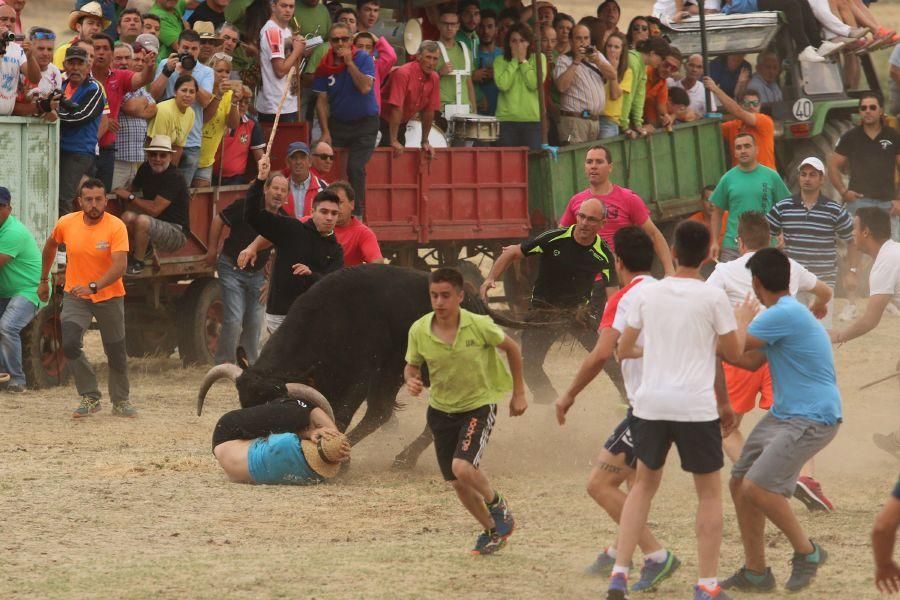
[177,52,197,71]
[36,89,77,115]
[0,31,19,57]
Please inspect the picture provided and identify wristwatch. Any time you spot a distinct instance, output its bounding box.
[127,193,135,202]
[88,282,98,293]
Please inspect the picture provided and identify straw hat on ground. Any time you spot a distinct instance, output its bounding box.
[301,433,350,479]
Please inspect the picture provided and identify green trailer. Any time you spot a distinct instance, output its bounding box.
[527,118,728,230]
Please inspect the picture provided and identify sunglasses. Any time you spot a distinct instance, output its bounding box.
[313,153,335,160]
[742,99,760,107]
[31,32,56,41]
[632,24,648,31]
[211,52,232,62]
[859,104,879,111]
[330,36,351,43]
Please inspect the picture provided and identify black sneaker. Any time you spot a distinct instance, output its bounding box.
[5,383,26,394]
[721,566,777,591]
[126,257,145,276]
[785,541,827,592]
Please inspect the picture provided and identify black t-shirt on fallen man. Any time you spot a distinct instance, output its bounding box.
[219,198,284,271]
[520,225,617,308]
[835,125,900,201]
[187,3,227,29]
[131,163,191,234]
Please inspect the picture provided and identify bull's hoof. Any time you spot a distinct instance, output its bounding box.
[390,454,417,471]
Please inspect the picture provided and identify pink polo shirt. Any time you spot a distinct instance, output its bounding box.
[559,185,650,253]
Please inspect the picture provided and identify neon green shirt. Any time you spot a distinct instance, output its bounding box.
[406,308,512,414]
[0,216,43,307]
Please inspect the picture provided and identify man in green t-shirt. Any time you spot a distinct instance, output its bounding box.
[405,267,526,556]
[0,188,42,393]
[436,9,476,115]
[710,132,790,262]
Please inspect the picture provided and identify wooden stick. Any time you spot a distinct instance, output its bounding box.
[859,370,900,390]
[265,65,297,157]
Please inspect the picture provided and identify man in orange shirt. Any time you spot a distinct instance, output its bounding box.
[38,179,134,418]
[643,48,680,131]
[703,79,776,170]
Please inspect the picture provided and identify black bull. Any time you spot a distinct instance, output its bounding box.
[197,263,550,468]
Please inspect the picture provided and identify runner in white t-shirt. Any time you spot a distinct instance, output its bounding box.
[830,207,900,460]
[556,226,680,593]
[707,211,836,513]
[256,0,306,121]
[606,219,756,600]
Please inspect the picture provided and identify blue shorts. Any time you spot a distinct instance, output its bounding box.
[247,433,325,485]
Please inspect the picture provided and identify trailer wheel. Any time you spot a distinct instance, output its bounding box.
[177,278,223,366]
[125,306,177,357]
[456,260,485,295]
[22,304,69,389]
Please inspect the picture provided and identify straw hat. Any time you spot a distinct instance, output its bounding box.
[68,2,111,32]
[193,21,222,43]
[301,433,349,479]
[145,134,176,153]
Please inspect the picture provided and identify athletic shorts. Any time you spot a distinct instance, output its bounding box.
[427,404,496,481]
[247,432,325,485]
[722,361,773,414]
[147,217,187,253]
[603,410,637,469]
[631,416,723,474]
[732,411,839,497]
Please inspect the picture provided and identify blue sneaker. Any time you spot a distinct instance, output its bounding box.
[471,529,506,555]
[585,550,624,577]
[487,494,514,539]
[631,551,681,591]
[785,541,827,591]
[693,584,731,599]
[606,573,629,600]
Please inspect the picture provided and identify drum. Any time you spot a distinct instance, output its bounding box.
[448,115,500,142]
[403,120,449,148]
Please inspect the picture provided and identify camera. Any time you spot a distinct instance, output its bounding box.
[177,52,197,71]
[585,45,596,54]
[36,89,77,114]
[0,30,17,57]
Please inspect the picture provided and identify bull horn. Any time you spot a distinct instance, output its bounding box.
[285,383,336,424]
[197,363,243,416]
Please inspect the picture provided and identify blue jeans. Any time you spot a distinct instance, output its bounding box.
[178,146,201,188]
[215,254,265,365]
[847,198,900,242]
[498,121,542,151]
[598,116,620,139]
[0,296,37,386]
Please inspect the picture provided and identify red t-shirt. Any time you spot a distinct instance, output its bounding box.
[382,60,440,122]
[559,185,650,252]
[300,216,383,266]
[96,69,136,148]
[219,116,265,178]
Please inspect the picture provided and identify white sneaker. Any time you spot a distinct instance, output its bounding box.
[799,46,827,63]
[848,27,870,38]
[816,40,846,57]
[839,303,860,321]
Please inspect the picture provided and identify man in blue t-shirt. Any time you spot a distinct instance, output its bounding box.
[722,248,841,595]
[313,22,379,217]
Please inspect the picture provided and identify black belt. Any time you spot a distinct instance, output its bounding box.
[560,110,601,120]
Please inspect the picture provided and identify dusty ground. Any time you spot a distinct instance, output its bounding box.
[1,295,897,599]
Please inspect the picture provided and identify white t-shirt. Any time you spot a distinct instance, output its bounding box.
[0,43,26,115]
[668,76,717,115]
[869,239,900,311]
[706,251,818,308]
[606,274,657,403]
[24,64,63,99]
[625,277,736,422]
[257,20,298,115]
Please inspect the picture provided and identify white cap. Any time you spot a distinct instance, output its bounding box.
[798,156,825,173]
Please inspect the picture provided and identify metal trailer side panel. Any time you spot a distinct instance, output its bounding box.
[0,117,59,243]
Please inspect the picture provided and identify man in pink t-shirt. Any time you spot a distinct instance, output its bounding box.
[559,146,675,277]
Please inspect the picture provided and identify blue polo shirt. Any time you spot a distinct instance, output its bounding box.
[154,61,214,148]
[748,295,842,425]
[312,52,378,122]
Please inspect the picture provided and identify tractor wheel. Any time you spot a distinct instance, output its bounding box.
[125,305,177,358]
[177,278,224,366]
[22,304,69,389]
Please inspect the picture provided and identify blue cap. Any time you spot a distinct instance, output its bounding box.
[0,187,10,205]
[286,141,310,157]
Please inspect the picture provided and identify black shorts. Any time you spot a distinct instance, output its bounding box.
[603,411,637,469]
[631,416,723,474]
[427,404,497,481]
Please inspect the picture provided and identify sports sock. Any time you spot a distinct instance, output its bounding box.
[743,568,769,584]
[804,541,820,562]
[612,564,629,576]
[486,493,500,507]
[698,577,718,589]
[605,546,618,559]
[645,549,668,563]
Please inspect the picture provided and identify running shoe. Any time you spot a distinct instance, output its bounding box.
[471,529,506,556]
[585,550,623,577]
[72,395,101,418]
[694,584,731,599]
[721,566,777,591]
[5,384,26,394]
[785,541,827,592]
[126,257,145,277]
[794,476,834,512]
[873,432,900,460]
[112,401,138,418]
[631,551,681,591]
[606,573,629,600]
[487,494,515,539]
